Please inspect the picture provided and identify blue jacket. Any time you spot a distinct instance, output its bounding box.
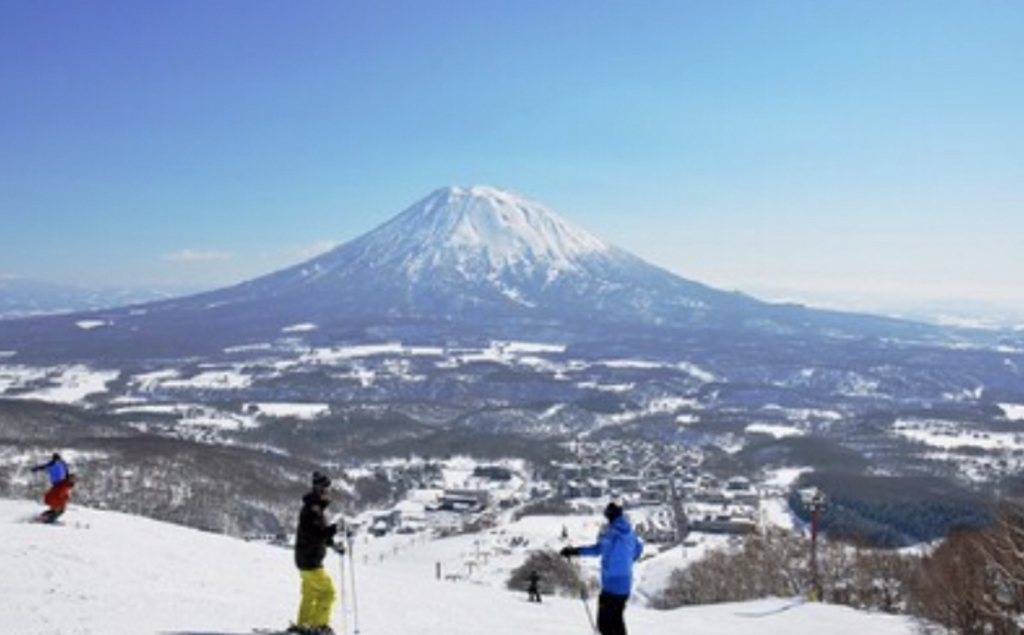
[33,457,68,486]
[577,515,644,596]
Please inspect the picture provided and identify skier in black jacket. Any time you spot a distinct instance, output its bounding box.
[291,471,343,635]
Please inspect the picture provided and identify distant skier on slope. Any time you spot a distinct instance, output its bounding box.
[527,569,543,603]
[290,471,344,635]
[560,501,644,635]
[40,473,76,523]
[31,453,73,522]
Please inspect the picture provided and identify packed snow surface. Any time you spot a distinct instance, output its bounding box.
[0,499,919,635]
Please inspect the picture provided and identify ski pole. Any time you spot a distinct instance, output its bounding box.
[566,553,597,634]
[336,546,348,635]
[578,579,596,633]
[347,530,360,635]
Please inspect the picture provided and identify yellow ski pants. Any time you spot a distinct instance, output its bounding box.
[297,566,336,628]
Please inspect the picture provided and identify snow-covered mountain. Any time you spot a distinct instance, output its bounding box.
[0,498,918,635]
[338,185,611,280]
[216,184,757,325]
[0,185,949,361]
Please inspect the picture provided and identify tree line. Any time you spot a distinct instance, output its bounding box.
[649,500,1024,635]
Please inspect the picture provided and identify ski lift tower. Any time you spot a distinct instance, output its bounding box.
[669,479,689,555]
[800,488,827,600]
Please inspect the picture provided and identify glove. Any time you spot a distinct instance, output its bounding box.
[332,543,347,556]
[560,546,579,558]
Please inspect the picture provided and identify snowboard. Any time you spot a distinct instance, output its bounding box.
[21,512,90,529]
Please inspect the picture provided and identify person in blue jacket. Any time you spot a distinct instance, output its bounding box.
[561,501,644,635]
[31,453,73,522]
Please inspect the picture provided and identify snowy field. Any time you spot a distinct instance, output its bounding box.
[894,417,1024,451]
[0,498,920,635]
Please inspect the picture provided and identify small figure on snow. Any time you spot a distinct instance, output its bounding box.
[31,453,73,523]
[291,471,344,635]
[527,569,543,603]
[560,501,644,635]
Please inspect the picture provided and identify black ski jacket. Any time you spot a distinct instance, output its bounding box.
[294,491,337,570]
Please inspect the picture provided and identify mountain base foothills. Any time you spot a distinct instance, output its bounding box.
[3,380,1024,634]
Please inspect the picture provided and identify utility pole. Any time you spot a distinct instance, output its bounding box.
[668,479,689,556]
[806,489,826,601]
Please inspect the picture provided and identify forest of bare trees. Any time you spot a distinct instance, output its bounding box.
[650,501,1024,635]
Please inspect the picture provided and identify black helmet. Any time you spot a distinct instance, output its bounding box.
[603,501,623,522]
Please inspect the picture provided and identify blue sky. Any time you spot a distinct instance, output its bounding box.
[2,1,1022,316]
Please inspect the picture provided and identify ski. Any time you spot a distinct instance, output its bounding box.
[252,628,337,635]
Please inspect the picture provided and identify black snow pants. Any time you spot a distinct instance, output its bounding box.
[597,591,629,635]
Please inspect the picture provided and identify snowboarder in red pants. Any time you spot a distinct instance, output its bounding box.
[41,473,76,523]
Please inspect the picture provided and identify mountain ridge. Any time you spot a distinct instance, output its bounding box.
[0,185,968,361]
[208,185,812,329]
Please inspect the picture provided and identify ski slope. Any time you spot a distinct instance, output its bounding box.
[0,499,920,635]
